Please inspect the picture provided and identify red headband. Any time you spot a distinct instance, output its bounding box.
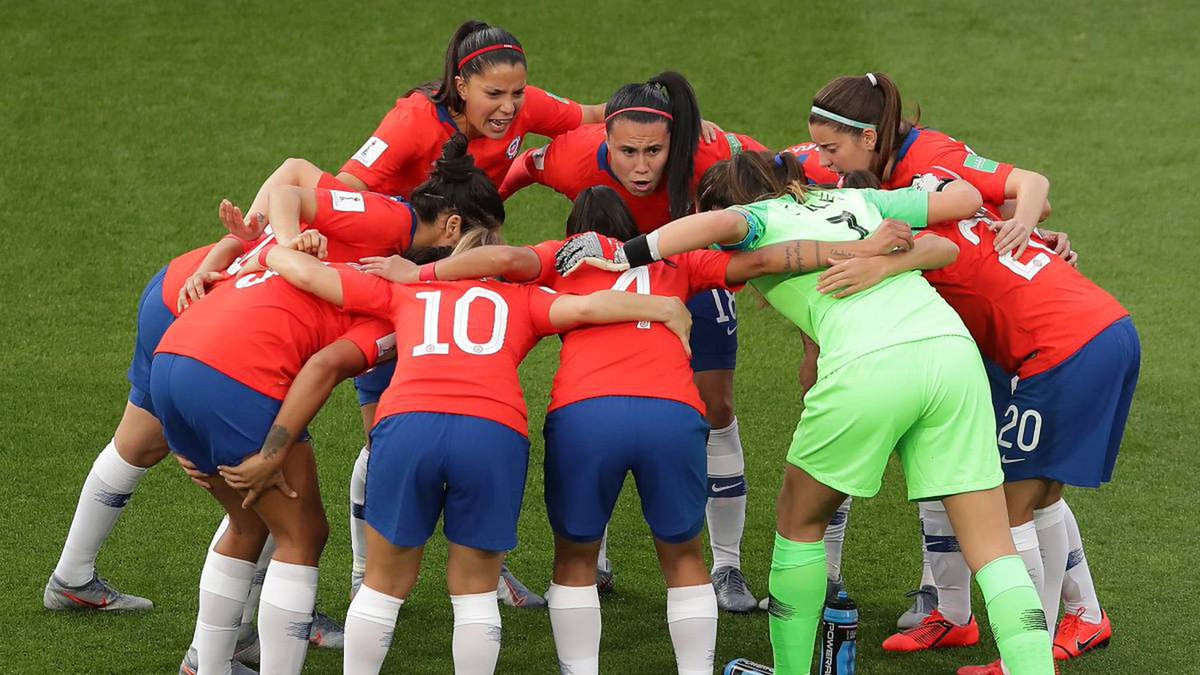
[604,106,674,123]
[457,43,524,71]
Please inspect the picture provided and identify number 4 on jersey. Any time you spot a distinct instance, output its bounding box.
[611,267,652,329]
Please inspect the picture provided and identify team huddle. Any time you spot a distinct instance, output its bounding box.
[43,18,1139,675]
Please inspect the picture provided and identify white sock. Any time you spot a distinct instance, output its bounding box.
[350,445,370,588]
[1011,520,1044,597]
[597,527,611,572]
[1061,500,1103,622]
[54,440,148,586]
[705,418,747,571]
[918,513,934,588]
[197,549,256,674]
[547,584,601,675]
[921,501,972,625]
[345,585,403,675]
[451,591,502,674]
[823,497,852,581]
[666,584,717,675]
[1034,500,1068,625]
[241,535,276,638]
[259,560,318,674]
[189,518,234,654]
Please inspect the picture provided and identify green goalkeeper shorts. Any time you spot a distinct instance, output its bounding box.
[787,335,1003,501]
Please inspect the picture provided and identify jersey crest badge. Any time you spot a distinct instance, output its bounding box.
[506,135,523,160]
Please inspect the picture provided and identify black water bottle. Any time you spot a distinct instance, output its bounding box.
[818,591,858,675]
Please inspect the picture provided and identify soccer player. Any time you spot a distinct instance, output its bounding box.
[259,240,693,675]
[501,70,769,612]
[357,186,912,674]
[44,234,256,612]
[555,152,1058,675]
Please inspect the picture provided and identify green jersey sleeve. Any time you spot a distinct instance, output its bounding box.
[718,202,769,251]
[860,188,929,229]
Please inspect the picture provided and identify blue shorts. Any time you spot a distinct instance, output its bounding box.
[127,265,175,417]
[354,360,396,407]
[150,353,285,475]
[366,412,530,552]
[687,290,737,372]
[988,317,1140,487]
[543,396,709,544]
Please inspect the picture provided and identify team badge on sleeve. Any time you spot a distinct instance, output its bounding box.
[331,190,366,213]
[963,154,1000,173]
[506,135,523,160]
[352,136,388,168]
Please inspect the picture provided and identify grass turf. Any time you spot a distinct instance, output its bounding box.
[2,1,1197,673]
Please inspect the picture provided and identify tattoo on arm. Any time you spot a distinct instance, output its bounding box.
[260,424,291,459]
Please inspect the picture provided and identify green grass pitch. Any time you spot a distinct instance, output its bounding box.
[2,1,1197,672]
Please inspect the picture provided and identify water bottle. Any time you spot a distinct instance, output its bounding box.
[818,591,858,675]
[723,657,773,675]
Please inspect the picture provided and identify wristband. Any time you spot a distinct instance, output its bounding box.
[418,262,438,282]
[622,234,655,268]
[257,242,277,268]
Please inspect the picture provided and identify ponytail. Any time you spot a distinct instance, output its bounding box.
[414,20,526,115]
[565,186,639,241]
[808,72,919,180]
[604,71,701,220]
[410,133,505,239]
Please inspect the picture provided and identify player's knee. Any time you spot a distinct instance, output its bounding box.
[696,377,735,428]
[114,436,170,469]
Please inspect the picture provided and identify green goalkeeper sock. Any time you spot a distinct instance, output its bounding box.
[977,555,1054,675]
[768,533,825,675]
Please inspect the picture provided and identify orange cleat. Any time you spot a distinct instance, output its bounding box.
[956,660,1003,675]
[882,609,980,652]
[1054,608,1112,660]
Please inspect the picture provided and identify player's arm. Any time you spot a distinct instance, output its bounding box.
[721,220,916,285]
[177,235,251,312]
[990,168,1050,257]
[500,147,546,199]
[926,179,984,223]
[548,290,694,357]
[219,339,374,507]
[223,158,329,237]
[815,232,959,298]
[361,245,543,285]
[998,197,1051,223]
[264,236,345,305]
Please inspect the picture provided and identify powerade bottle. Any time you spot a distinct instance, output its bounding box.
[818,591,858,675]
[723,658,773,674]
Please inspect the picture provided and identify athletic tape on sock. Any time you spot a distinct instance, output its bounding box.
[1033,500,1065,529]
[547,584,601,610]
[199,551,257,601]
[666,584,718,622]
[94,441,147,494]
[348,585,405,626]
[261,560,319,613]
[451,591,501,627]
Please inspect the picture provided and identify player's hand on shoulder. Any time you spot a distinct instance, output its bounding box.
[359,255,419,283]
[284,230,328,260]
[699,118,722,144]
[220,199,267,241]
[177,270,229,313]
[555,232,629,276]
[1036,227,1078,267]
[989,218,1036,258]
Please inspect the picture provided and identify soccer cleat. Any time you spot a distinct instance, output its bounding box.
[883,609,979,652]
[897,584,939,629]
[179,647,259,675]
[712,566,758,613]
[496,563,547,609]
[956,660,1003,675]
[1053,608,1111,660]
[43,573,153,611]
[596,561,615,595]
[309,610,345,649]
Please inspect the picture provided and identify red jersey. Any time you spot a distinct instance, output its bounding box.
[155,264,394,399]
[337,269,562,435]
[306,188,417,261]
[341,87,584,197]
[921,220,1128,378]
[161,236,260,317]
[518,124,767,232]
[527,239,736,413]
[790,128,1015,213]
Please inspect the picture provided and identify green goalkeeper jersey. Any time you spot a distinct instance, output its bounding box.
[723,187,972,375]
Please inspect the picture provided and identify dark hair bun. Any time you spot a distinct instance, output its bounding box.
[435,133,476,183]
